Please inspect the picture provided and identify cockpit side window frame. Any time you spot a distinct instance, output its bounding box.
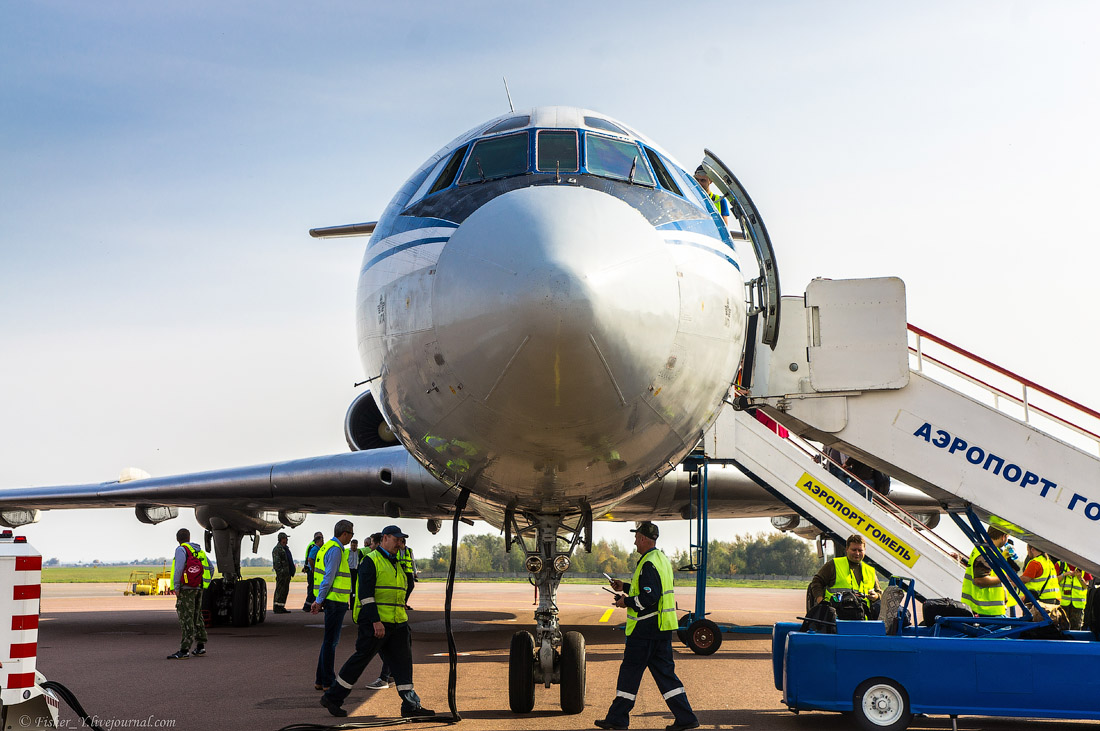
[643,147,683,197]
[457,131,531,186]
[423,144,470,198]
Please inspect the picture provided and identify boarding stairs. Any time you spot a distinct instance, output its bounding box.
[735,277,1100,580]
[704,407,966,600]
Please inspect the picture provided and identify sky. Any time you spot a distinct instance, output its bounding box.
[2,2,1099,565]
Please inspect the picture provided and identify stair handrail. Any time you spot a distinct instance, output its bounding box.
[776,426,966,565]
[908,324,1100,454]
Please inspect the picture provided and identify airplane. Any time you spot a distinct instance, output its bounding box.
[0,106,940,714]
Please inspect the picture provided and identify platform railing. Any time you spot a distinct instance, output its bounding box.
[908,324,1100,457]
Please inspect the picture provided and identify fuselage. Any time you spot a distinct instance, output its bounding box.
[358,107,747,517]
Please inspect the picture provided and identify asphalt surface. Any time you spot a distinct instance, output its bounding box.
[33,582,1098,731]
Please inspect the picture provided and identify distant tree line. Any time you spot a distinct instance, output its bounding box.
[418,532,818,577]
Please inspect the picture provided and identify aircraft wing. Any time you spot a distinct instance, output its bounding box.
[0,447,939,528]
[0,447,457,519]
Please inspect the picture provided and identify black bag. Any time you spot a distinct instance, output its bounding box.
[831,589,868,620]
[921,597,973,626]
[800,601,837,633]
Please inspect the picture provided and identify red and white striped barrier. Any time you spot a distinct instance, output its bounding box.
[0,530,43,707]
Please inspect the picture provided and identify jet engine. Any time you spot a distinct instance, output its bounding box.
[0,509,40,528]
[344,389,400,451]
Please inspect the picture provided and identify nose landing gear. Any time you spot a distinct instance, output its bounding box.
[506,510,590,714]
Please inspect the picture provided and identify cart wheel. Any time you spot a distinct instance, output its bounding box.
[677,614,692,646]
[508,631,535,713]
[853,677,912,731]
[559,630,586,714]
[685,618,722,655]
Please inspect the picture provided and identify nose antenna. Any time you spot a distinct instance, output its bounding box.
[503,76,514,113]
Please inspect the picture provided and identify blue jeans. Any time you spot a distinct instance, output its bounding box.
[315,600,348,687]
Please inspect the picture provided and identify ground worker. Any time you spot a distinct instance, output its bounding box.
[1021,544,1061,605]
[311,520,354,691]
[961,526,1009,617]
[167,527,212,659]
[320,525,434,719]
[348,539,360,609]
[693,165,730,227]
[303,531,324,611]
[595,521,699,731]
[1057,561,1091,630]
[397,537,417,609]
[272,532,295,614]
[809,533,882,617]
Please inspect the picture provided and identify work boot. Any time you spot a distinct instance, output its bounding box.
[665,722,700,731]
[401,706,435,718]
[320,695,347,717]
[166,650,189,660]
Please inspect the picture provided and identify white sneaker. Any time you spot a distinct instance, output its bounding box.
[364,678,389,690]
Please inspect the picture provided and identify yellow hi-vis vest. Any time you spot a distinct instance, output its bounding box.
[1024,554,1061,603]
[171,542,213,589]
[317,539,351,603]
[354,550,408,624]
[1059,564,1088,609]
[625,549,677,635]
[961,547,1005,616]
[397,547,414,574]
[825,557,877,610]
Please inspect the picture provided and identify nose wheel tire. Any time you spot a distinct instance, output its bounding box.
[853,678,912,731]
[508,631,536,713]
[559,631,586,714]
[684,618,722,655]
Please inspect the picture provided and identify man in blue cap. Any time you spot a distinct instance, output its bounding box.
[320,525,434,719]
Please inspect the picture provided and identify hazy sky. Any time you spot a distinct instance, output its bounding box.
[2,2,1098,564]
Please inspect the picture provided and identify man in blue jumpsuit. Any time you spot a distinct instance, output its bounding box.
[596,522,699,731]
[320,525,434,718]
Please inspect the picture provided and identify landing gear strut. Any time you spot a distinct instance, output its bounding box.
[505,510,590,714]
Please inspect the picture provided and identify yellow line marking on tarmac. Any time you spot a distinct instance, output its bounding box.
[599,608,615,623]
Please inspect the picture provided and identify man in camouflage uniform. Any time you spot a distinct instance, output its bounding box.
[168,527,212,660]
[272,532,295,613]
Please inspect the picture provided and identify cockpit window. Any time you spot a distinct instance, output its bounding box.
[583,116,628,136]
[536,130,579,173]
[483,115,530,135]
[458,132,529,184]
[427,144,469,196]
[643,147,682,197]
[585,134,654,186]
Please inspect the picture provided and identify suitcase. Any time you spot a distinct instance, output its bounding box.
[921,597,973,626]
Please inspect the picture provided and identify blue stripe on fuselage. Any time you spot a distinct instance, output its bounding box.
[363,237,451,270]
[662,237,741,271]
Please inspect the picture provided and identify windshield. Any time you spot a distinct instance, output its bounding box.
[459,133,529,184]
[536,130,579,173]
[585,134,654,186]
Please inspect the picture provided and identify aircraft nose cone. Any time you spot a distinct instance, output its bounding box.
[433,185,679,424]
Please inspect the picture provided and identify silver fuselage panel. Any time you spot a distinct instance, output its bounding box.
[358,106,747,516]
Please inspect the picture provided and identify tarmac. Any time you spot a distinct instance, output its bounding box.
[33,582,1098,731]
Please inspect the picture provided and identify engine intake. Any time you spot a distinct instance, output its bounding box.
[344,389,400,451]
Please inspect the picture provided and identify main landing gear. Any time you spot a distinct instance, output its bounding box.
[505,508,592,714]
[200,526,268,627]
